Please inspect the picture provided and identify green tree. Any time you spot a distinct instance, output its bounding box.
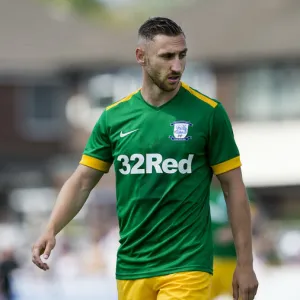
[41,0,106,21]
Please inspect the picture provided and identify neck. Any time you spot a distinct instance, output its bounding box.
[141,76,181,107]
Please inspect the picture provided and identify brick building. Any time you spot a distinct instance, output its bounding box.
[1,0,300,218]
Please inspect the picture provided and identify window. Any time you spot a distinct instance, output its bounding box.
[88,74,115,109]
[17,81,67,141]
[31,86,57,120]
[86,69,142,111]
[236,66,300,121]
[86,63,216,110]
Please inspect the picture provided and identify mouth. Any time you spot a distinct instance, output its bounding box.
[167,75,181,84]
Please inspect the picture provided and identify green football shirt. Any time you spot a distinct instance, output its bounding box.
[80,82,241,280]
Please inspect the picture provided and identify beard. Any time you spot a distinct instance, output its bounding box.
[145,63,181,92]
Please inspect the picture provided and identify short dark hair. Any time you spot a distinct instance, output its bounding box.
[138,17,184,41]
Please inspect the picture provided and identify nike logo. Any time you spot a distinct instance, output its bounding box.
[120,129,139,138]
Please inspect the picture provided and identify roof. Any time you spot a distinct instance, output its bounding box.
[1,0,300,74]
[0,0,130,74]
[165,0,300,63]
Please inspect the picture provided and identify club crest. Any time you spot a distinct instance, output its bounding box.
[169,121,193,141]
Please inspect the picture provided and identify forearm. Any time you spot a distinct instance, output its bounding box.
[46,166,101,236]
[225,185,253,266]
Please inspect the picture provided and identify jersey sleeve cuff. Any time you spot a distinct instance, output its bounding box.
[79,154,112,173]
[211,156,241,175]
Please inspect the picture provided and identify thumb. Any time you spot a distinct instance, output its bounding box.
[43,241,55,260]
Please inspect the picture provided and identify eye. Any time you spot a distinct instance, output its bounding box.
[161,53,174,60]
[179,52,187,59]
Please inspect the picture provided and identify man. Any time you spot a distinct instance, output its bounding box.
[32,17,258,300]
[0,249,19,300]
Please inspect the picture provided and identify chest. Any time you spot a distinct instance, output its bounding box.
[109,109,209,159]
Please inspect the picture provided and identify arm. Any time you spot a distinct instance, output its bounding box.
[46,164,104,236]
[32,165,104,270]
[32,109,113,271]
[208,103,258,299]
[217,167,253,266]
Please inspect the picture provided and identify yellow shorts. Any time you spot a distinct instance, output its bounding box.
[117,271,212,300]
[210,258,236,299]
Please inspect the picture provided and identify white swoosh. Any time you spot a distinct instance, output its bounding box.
[120,129,139,138]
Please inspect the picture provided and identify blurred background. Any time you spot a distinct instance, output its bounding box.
[0,0,300,299]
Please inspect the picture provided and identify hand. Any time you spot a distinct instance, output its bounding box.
[232,264,258,300]
[32,231,56,271]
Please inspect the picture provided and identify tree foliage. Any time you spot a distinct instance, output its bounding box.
[41,0,106,21]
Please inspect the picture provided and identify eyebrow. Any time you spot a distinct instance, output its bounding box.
[159,48,188,56]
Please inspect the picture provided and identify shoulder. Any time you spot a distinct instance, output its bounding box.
[105,89,141,112]
[181,82,220,109]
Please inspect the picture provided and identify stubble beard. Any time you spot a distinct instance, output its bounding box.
[145,64,179,92]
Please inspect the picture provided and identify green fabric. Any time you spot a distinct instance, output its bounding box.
[83,83,240,279]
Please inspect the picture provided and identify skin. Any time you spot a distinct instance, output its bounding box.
[32,32,258,300]
[136,34,187,107]
[31,165,103,270]
[218,168,258,300]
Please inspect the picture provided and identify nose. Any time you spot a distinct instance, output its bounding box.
[171,58,182,73]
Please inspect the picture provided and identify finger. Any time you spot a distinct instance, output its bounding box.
[248,286,258,300]
[248,291,256,300]
[232,281,239,300]
[32,246,43,265]
[241,288,249,300]
[32,257,49,271]
[43,242,54,260]
[32,246,49,271]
